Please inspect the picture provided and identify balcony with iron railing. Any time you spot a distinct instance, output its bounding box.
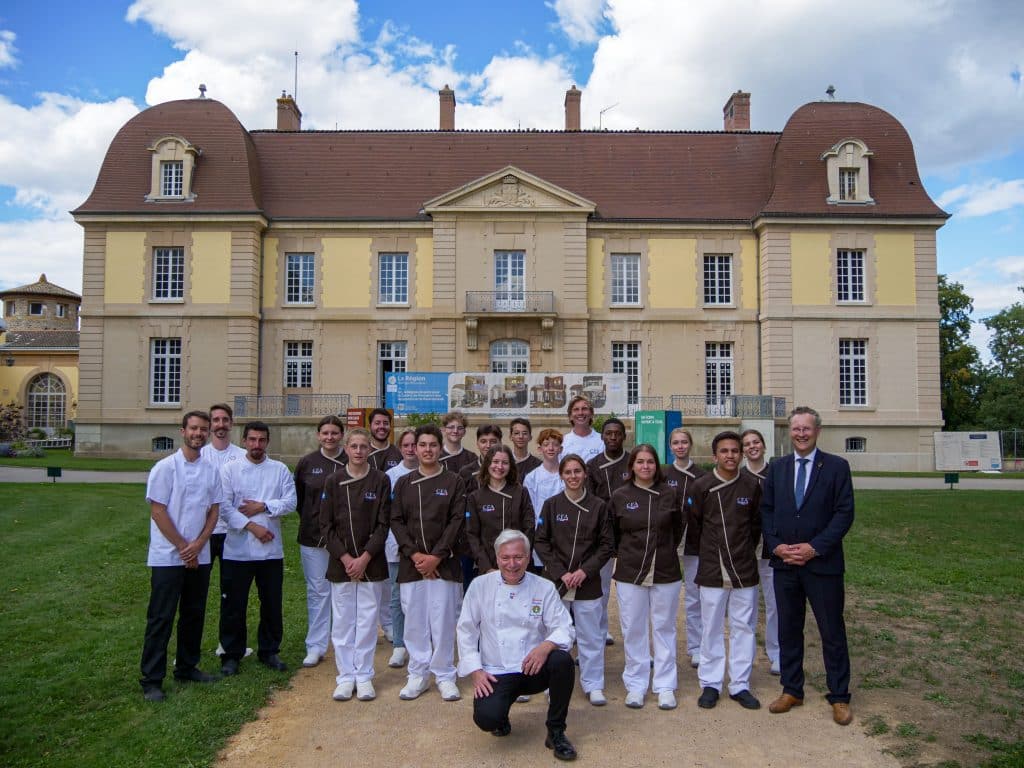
[465,291,555,314]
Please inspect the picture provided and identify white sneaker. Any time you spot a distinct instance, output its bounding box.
[690,654,700,669]
[588,689,607,706]
[625,690,645,708]
[215,643,225,657]
[399,675,429,700]
[356,680,376,701]
[302,651,322,668]
[770,659,781,676]
[515,694,531,703]
[333,681,355,701]
[388,647,409,668]
[658,691,677,710]
[438,679,461,701]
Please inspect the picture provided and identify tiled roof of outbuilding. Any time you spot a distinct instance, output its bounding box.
[0,330,80,350]
[0,274,81,300]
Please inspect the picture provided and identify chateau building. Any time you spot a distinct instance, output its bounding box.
[73,87,947,468]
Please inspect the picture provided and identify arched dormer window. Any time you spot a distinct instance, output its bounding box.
[821,138,874,205]
[146,135,199,201]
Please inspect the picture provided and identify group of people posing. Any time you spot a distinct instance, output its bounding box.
[141,397,854,762]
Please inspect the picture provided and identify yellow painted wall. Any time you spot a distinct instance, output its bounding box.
[648,238,697,308]
[322,237,371,308]
[740,237,758,309]
[874,232,916,305]
[190,231,232,303]
[790,232,831,305]
[0,358,79,418]
[415,237,433,308]
[262,237,278,309]
[587,238,604,309]
[104,231,145,304]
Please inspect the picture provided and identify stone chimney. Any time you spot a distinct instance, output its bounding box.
[277,92,302,131]
[564,85,581,131]
[439,85,456,130]
[723,91,750,131]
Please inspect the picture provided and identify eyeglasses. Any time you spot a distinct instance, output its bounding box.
[445,425,466,432]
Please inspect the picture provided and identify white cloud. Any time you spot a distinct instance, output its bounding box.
[0,30,17,69]
[548,0,607,44]
[0,216,83,294]
[937,179,1024,217]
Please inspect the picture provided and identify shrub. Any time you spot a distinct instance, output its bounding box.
[0,401,25,442]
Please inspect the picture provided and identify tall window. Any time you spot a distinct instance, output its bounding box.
[150,338,182,405]
[705,342,733,415]
[285,341,313,388]
[379,253,409,304]
[836,249,865,302]
[703,255,733,305]
[490,340,529,374]
[378,341,408,406]
[839,339,868,406]
[56,303,67,318]
[4,302,13,316]
[494,251,525,310]
[153,247,185,300]
[611,253,640,305]
[160,160,184,197]
[839,168,858,201]
[27,373,65,429]
[612,342,640,406]
[285,253,315,304]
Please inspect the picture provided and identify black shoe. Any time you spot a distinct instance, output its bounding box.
[545,729,578,761]
[221,658,239,676]
[729,689,761,710]
[604,636,614,646]
[491,722,512,737]
[142,685,165,702]
[259,654,288,672]
[697,686,720,709]
[174,668,219,683]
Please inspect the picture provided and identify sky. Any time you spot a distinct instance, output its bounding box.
[0,0,1022,357]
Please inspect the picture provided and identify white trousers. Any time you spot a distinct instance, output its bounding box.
[698,585,758,695]
[566,597,605,693]
[378,578,393,631]
[400,579,461,683]
[616,580,682,695]
[598,559,614,640]
[682,555,701,656]
[330,580,386,683]
[757,558,779,664]
[299,545,332,655]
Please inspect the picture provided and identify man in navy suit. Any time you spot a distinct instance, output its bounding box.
[761,406,854,725]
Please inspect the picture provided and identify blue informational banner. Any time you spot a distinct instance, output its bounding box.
[385,372,450,416]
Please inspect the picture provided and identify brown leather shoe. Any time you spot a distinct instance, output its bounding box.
[832,702,853,725]
[768,693,804,714]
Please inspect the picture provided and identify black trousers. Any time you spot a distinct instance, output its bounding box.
[472,649,575,733]
[220,558,284,662]
[139,564,212,688]
[774,566,851,704]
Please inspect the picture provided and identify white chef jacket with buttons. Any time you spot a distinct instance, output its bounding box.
[201,442,247,535]
[146,449,223,567]
[219,456,297,561]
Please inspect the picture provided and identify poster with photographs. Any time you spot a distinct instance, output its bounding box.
[446,372,628,415]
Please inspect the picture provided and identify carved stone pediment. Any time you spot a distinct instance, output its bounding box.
[424,165,595,214]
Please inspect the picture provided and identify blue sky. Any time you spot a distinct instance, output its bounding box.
[0,0,1021,356]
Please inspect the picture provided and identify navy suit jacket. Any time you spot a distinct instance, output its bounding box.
[761,449,854,575]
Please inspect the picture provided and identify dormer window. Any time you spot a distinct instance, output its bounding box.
[822,138,874,205]
[146,136,199,201]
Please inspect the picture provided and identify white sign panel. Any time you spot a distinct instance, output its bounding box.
[933,431,1002,471]
[447,372,628,416]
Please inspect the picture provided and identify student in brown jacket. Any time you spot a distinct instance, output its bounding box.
[390,424,466,703]
[535,453,615,706]
[466,445,535,574]
[691,431,763,712]
[610,444,683,711]
[320,428,391,703]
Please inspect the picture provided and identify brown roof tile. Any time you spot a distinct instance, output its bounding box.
[0,330,80,350]
[0,274,81,300]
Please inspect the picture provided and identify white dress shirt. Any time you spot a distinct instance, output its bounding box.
[201,442,247,534]
[146,449,223,567]
[385,463,416,563]
[219,456,297,561]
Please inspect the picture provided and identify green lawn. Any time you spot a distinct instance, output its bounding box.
[853,470,1024,480]
[0,450,156,471]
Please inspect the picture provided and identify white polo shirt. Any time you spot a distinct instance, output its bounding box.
[220,456,297,561]
[201,441,247,535]
[146,449,223,567]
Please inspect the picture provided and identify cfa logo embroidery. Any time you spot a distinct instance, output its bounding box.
[625,501,640,510]
[667,479,678,487]
[435,488,449,497]
[737,497,750,506]
[556,513,570,523]
[386,459,399,468]
[312,467,323,475]
[364,492,377,501]
[482,504,496,513]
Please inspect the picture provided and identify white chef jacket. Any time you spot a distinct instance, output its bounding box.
[219,456,297,561]
[559,429,605,464]
[146,449,223,567]
[523,465,564,566]
[385,462,416,563]
[456,570,575,677]
[201,442,247,535]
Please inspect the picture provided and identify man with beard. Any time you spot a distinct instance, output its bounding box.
[367,408,402,472]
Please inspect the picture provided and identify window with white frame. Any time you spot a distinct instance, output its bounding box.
[612,342,640,406]
[285,253,315,304]
[4,302,13,316]
[152,436,175,452]
[836,249,865,302]
[839,339,868,406]
[29,302,44,316]
[285,341,313,388]
[845,436,866,452]
[161,160,184,197]
[26,373,65,429]
[56,303,67,318]
[490,339,530,374]
[703,255,733,305]
[611,253,640,306]
[839,168,858,201]
[494,251,525,310]
[150,338,182,405]
[153,247,185,300]
[378,253,409,304]
[705,342,733,415]
[377,341,408,406]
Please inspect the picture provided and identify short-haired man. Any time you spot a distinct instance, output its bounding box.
[690,431,763,711]
[439,411,478,474]
[367,408,402,472]
[140,411,223,702]
[559,396,604,464]
[457,530,578,761]
[218,421,297,676]
[509,417,541,477]
[762,407,855,726]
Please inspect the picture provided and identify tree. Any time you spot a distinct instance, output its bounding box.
[977,286,1024,430]
[937,275,981,430]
